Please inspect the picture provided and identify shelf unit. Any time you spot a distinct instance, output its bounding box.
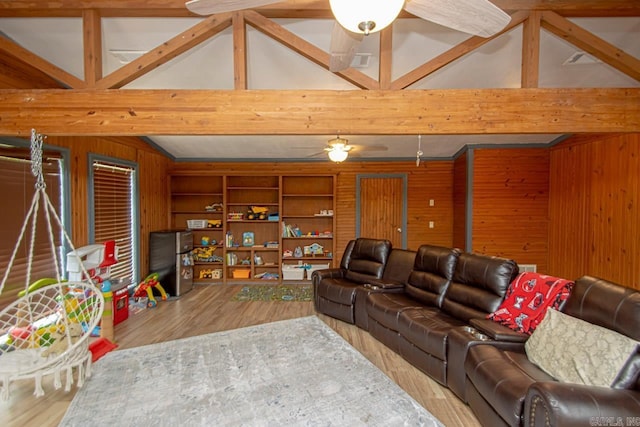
[168,173,336,284]
[170,174,225,284]
[225,176,281,283]
[281,175,336,281]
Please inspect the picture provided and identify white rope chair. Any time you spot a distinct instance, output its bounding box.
[0,130,104,399]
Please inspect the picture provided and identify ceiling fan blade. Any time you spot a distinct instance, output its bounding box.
[329,22,364,72]
[404,0,510,38]
[185,0,281,15]
[353,145,388,152]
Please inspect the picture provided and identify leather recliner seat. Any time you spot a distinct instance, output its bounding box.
[367,245,519,385]
[313,238,392,324]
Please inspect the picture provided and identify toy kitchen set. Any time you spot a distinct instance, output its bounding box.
[66,240,131,325]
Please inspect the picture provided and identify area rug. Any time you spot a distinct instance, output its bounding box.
[231,284,313,302]
[60,316,442,427]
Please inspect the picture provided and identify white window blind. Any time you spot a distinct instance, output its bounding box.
[91,160,136,283]
[0,147,64,309]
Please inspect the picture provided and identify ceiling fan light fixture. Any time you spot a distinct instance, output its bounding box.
[330,0,404,35]
[328,147,349,163]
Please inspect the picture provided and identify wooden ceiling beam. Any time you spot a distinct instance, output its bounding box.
[0,88,637,136]
[541,11,640,82]
[82,9,102,85]
[244,10,379,90]
[0,37,86,88]
[0,1,637,18]
[390,11,529,90]
[233,12,247,90]
[94,13,233,89]
[521,11,541,88]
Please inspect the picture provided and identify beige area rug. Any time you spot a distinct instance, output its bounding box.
[60,316,442,426]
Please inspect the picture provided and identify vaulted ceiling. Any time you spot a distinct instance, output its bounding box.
[0,1,638,161]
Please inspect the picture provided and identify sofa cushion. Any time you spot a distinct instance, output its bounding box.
[488,272,573,334]
[366,293,426,331]
[398,308,466,360]
[343,238,391,284]
[404,245,459,308]
[525,308,639,387]
[315,278,360,305]
[443,252,519,322]
[465,345,555,426]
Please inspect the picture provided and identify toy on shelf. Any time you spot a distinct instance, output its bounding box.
[207,219,222,228]
[133,273,167,308]
[247,206,268,220]
[205,203,223,212]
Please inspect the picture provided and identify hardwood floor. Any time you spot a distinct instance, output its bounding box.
[0,284,480,427]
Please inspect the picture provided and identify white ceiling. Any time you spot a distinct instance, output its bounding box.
[1,14,638,161]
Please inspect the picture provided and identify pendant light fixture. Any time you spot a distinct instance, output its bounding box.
[329,0,405,35]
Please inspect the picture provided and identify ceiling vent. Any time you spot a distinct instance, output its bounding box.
[109,50,147,64]
[563,51,601,66]
[350,53,372,68]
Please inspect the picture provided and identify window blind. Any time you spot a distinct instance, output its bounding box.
[0,148,64,309]
[92,161,136,283]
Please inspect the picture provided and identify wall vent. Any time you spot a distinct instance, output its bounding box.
[563,51,601,66]
[350,53,372,68]
[519,264,537,273]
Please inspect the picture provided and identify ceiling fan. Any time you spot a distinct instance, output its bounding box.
[316,136,388,162]
[185,0,511,72]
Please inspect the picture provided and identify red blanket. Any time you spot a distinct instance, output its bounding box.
[488,272,573,335]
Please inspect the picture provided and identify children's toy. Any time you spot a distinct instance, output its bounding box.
[247,206,268,220]
[41,323,83,358]
[66,240,118,283]
[0,130,104,399]
[133,273,168,308]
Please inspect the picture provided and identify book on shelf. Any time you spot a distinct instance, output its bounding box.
[281,221,302,238]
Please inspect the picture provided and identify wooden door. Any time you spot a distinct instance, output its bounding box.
[358,175,406,248]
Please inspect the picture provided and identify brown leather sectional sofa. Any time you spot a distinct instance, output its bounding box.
[312,238,640,427]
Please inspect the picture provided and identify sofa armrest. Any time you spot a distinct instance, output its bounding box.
[469,318,529,343]
[525,381,640,427]
[311,268,345,285]
[363,280,405,290]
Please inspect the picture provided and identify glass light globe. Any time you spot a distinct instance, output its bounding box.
[330,0,405,35]
[328,148,349,163]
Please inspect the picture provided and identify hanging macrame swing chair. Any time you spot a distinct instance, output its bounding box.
[0,130,104,400]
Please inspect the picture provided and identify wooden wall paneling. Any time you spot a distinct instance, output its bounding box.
[453,152,467,250]
[547,139,591,279]
[549,134,640,289]
[137,149,171,277]
[471,148,550,272]
[406,163,454,250]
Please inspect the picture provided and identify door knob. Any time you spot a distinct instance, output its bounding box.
[397,228,402,233]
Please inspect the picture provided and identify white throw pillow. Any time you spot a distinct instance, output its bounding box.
[525,308,639,387]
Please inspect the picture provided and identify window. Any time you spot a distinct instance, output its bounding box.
[89,156,139,285]
[0,140,68,309]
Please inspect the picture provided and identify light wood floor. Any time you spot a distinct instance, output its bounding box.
[0,284,480,427]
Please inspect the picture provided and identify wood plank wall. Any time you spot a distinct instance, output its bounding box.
[45,136,171,277]
[469,147,551,273]
[452,152,467,250]
[548,133,640,289]
[170,161,454,262]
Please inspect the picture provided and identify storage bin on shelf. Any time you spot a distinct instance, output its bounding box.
[187,219,208,229]
[232,269,251,279]
[282,265,306,280]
